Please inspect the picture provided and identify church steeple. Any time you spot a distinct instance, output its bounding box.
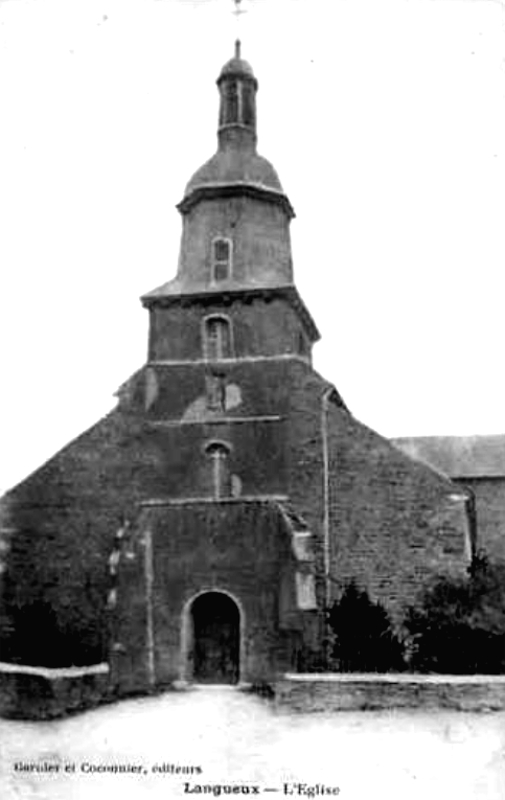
[217,40,257,149]
[179,41,290,216]
[142,42,320,358]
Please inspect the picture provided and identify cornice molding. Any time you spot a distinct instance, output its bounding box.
[177,181,295,219]
[142,284,320,342]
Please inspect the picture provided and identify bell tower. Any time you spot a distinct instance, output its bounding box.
[142,42,319,364]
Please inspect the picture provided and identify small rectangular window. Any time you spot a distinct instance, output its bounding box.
[212,238,232,282]
[214,240,230,262]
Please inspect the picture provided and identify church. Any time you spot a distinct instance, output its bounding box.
[0,43,471,696]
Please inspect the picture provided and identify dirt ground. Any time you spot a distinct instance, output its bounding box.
[1,686,505,800]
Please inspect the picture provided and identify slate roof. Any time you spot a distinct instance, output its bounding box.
[391,435,505,479]
[218,53,256,82]
[183,150,285,199]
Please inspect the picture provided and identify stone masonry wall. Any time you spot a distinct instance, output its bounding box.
[283,361,470,621]
[275,674,505,712]
[148,296,309,362]
[0,409,155,667]
[110,501,304,693]
[177,195,292,288]
[454,477,505,563]
[325,403,470,619]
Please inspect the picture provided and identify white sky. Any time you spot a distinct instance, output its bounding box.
[0,0,504,494]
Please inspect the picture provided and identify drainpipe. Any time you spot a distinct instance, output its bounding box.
[143,527,156,689]
[463,486,478,564]
[321,387,334,610]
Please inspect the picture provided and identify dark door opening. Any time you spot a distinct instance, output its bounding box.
[191,592,240,684]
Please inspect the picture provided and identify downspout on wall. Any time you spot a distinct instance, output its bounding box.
[463,486,478,563]
[321,387,336,610]
[143,527,156,688]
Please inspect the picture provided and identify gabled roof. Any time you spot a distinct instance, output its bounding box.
[391,435,505,479]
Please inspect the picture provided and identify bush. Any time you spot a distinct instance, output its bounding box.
[404,554,505,673]
[327,582,405,672]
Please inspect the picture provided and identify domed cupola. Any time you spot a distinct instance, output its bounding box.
[217,39,258,136]
[179,40,293,217]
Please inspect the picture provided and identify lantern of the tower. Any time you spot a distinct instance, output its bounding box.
[217,40,258,141]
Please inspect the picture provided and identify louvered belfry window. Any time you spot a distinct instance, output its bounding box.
[242,82,255,127]
[212,238,232,282]
[224,79,239,124]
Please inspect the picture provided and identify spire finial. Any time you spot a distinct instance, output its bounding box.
[232,0,246,18]
[232,1,246,55]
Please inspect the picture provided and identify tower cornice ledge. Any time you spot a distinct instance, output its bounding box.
[141,284,320,342]
[177,181,295,219]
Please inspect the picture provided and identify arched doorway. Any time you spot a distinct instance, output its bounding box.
[190,592,240,684]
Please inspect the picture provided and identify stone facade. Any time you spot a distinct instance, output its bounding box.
[455,477,505,563]
[275,674,505,712]
[393,436,505,564]
[0,43,471,703]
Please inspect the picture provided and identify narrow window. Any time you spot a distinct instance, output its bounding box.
[242,82,255,127]
[206,373,226,412]
[212,238,232,282]
[224,80,239,124]
[204,316,233,360]
[206,442,231,499]
[298,331,308,356]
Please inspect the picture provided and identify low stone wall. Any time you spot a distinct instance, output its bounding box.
[0,662,110,719]
[275,673,505,712]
